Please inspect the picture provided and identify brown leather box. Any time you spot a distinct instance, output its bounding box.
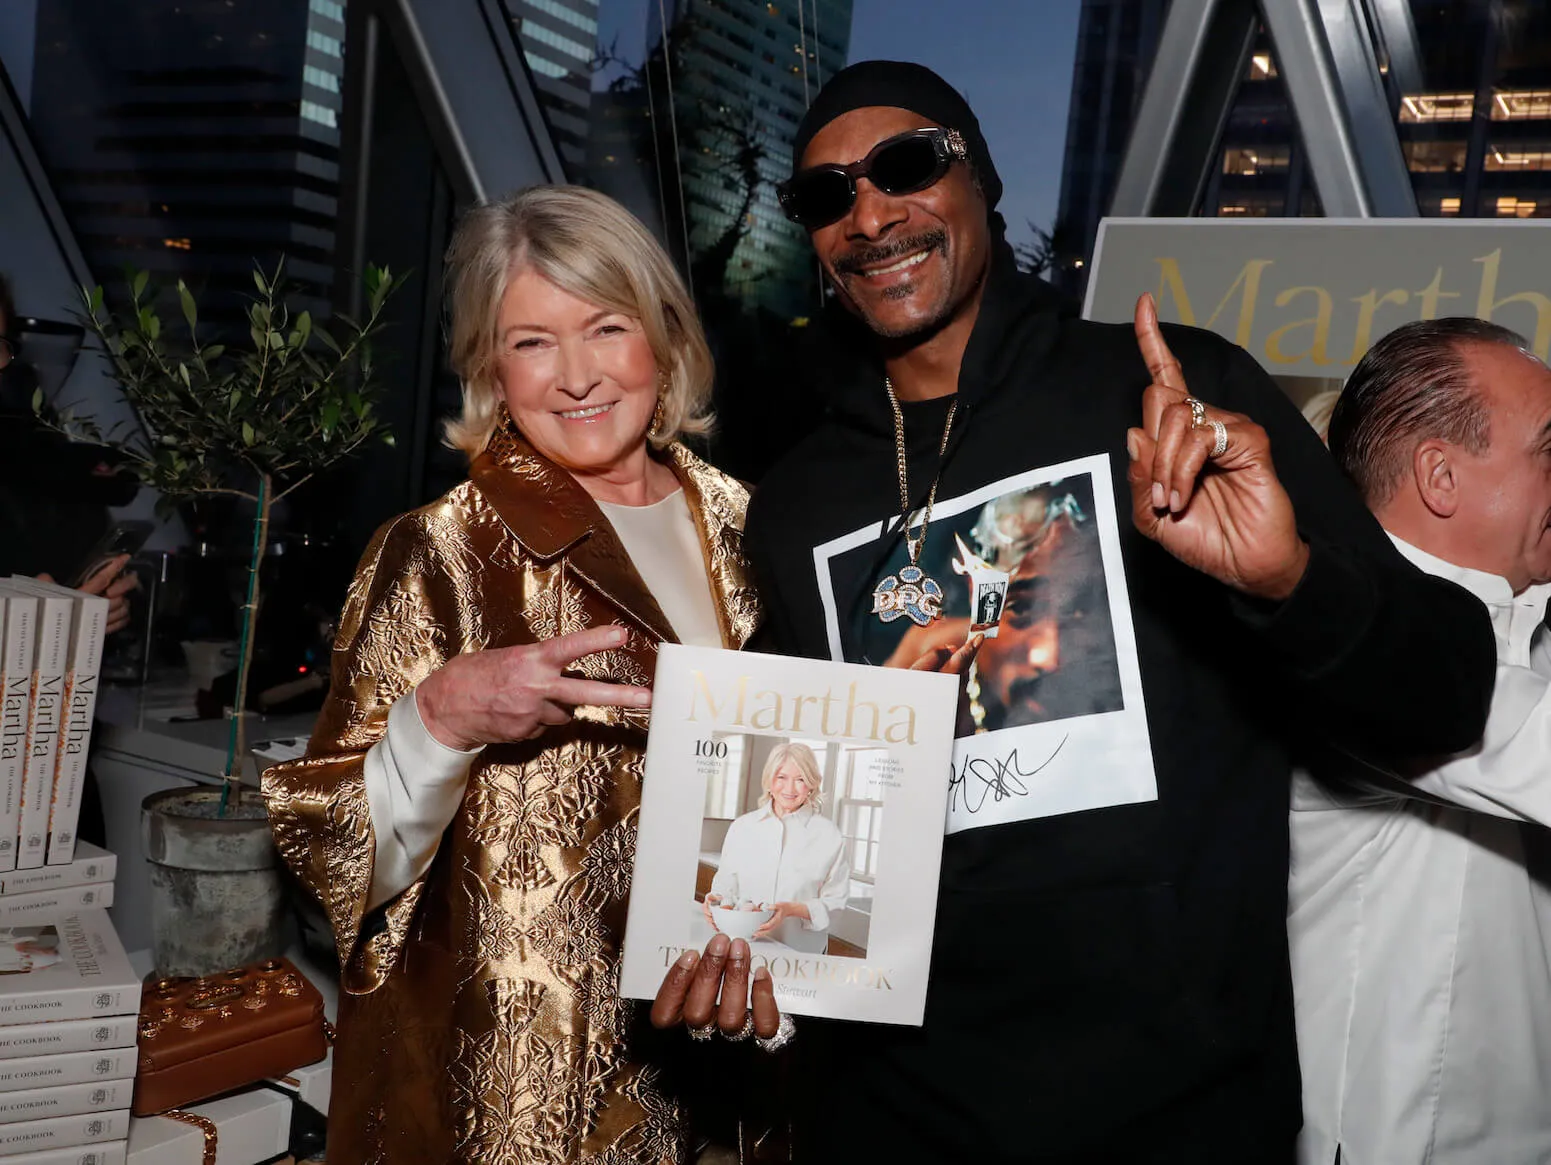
[132,957,329,1117]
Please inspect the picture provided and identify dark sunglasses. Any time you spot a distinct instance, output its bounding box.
[778,128,970,229]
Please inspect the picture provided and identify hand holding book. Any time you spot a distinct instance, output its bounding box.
[651,935,783,1043]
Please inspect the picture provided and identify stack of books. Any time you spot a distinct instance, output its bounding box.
[0,578,109,872]
[0,908,141,1163]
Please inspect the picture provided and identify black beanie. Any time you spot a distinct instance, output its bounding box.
[791,60,1003,212]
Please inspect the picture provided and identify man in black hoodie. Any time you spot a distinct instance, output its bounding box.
[657,63,1497,1162]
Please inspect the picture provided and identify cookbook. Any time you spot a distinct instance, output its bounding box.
[620,645,958,1025]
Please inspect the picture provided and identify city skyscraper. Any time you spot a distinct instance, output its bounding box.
[507,0,601,175]
[1056,0,1551,295]
[640,0,853,319]
[25,0,348,324]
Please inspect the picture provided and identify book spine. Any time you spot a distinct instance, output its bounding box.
[0,600,38,876]
[46,599,105,868]
[0,1108,129,1155]
[0,853,117,898]
[0,1081,133,1127]
[0,887,112,926]
[17,602,69,871]
[0,1142,126,1165]
[0,978,140,1028]
[0,1017,136,1062]
[0,1049,136,1095]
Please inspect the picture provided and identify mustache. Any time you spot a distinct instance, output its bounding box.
[832,230,948,276]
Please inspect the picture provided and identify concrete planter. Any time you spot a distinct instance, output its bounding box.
[141,787,284,978]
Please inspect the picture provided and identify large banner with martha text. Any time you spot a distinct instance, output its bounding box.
[1084,218,1551,380]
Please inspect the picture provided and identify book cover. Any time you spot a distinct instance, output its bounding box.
[2,588,72,873]
[0,1017,137,1063]
[5,582,107,869]
[620,645,958,1026]
[0,847,115,900]
[0,889,112,928]
[0,1050,135,1095]
[0,592,40,877]
[0,913,139,1027]
[0,1081,132,1126]
[0,1142,125,1165]
[0,1108,129,1155]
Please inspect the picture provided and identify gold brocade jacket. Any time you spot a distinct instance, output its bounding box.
[262,422,760,1165]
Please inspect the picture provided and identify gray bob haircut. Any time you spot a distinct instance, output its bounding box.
[441,185,714,460]
[1328,317,1534,506]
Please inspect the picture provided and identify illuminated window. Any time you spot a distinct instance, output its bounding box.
[1492,90,1551,121]
[305,29,341,57]
[1399,93,1474,122]
[1222,146,1290,175]
[1249,53,1277,80]
[1496,196,1541,218]
[523,0,598,36]
[1217,196,1280,217]
[162,237,192,251]
[524,51,569,78]
[300,99,337,128]
[302,64,339,94]
[1438,196,1461,215]
[520,18,591,63]
[1403,140,1467,172]
[1487,144,1551,171]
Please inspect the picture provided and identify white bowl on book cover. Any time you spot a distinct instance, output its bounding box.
[141,787,284,978]
[710,904,775,941]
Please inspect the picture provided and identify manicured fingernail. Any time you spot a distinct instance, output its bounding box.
[612,626,629,643]
[729,939,749,961]
[1126,431,1140,461]
[1169,490,1182,512]
[677,951,697,968]
[753,967,770,982]
[1151,482,1165,509]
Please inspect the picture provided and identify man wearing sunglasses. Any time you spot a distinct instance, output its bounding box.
[652,60,1499,1162]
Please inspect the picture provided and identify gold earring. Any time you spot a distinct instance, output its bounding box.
[648,374,669,441]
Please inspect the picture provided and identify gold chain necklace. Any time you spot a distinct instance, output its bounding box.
[870,377,958,626]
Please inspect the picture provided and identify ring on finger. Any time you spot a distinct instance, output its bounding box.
[1208,419,1228,458]
[1185,396,1207,428]
[754,1012,796,1054]
[687,1019,717,1042]
[720,1011,755,1042]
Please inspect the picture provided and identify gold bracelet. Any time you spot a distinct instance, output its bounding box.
[160,1107,218,1165]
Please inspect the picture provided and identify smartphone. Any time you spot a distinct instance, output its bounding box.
[69,520,154,587]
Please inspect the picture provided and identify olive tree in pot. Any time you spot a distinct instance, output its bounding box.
[45,262,401,976]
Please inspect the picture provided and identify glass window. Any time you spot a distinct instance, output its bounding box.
[1404,140,1468,172]
[1222,145,1290,175]
[1486,143,1551,171]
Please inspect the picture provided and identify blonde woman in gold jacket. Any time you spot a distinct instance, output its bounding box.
[262,186,760,1164]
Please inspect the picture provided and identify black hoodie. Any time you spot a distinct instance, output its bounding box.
[741,249,1496,1163]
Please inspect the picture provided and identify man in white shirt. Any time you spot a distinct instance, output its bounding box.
[1291,317,1551,1165]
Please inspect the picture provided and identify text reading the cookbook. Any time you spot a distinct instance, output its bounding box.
[687,671,918,745]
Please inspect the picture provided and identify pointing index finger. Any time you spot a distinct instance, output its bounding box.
[1134,292,1187,392]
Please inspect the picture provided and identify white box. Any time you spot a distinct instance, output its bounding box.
[0,1018,137,1063]
[0,1050,136,1095]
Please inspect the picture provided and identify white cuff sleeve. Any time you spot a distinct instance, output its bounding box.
[363,688,483,910]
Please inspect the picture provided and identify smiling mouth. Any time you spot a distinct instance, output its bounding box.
[559,403,613,420]
[860,249,932,278]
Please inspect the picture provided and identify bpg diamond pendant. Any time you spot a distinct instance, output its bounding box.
[871,563,945,627]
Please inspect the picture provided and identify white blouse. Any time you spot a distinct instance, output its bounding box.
[361,487,723,910]
[709,802,850,954]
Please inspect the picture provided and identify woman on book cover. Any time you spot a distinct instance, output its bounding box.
[262,187,762,1165]
[703,742,850,955]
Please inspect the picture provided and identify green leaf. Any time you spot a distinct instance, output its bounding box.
[295,311,312,345]
[178,363,191,388]
[314,326,341,356]
[382,431,396,447]
[132,270,149,299]
[321,400,340,434]
[178,281,198,331]
[242,421,256,446]
[268,331,284,350]
[30,387,43,415]
[88,285,104,314]
[147,314,161,340]
[203,344,226,362]
[253,268,268,294]
[348,391,364,419]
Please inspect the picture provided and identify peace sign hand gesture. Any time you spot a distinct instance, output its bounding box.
[1125,293,1311,602]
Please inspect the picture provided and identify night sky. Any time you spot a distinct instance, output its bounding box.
[595,0,1084,254]
[846,0,1082,250]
